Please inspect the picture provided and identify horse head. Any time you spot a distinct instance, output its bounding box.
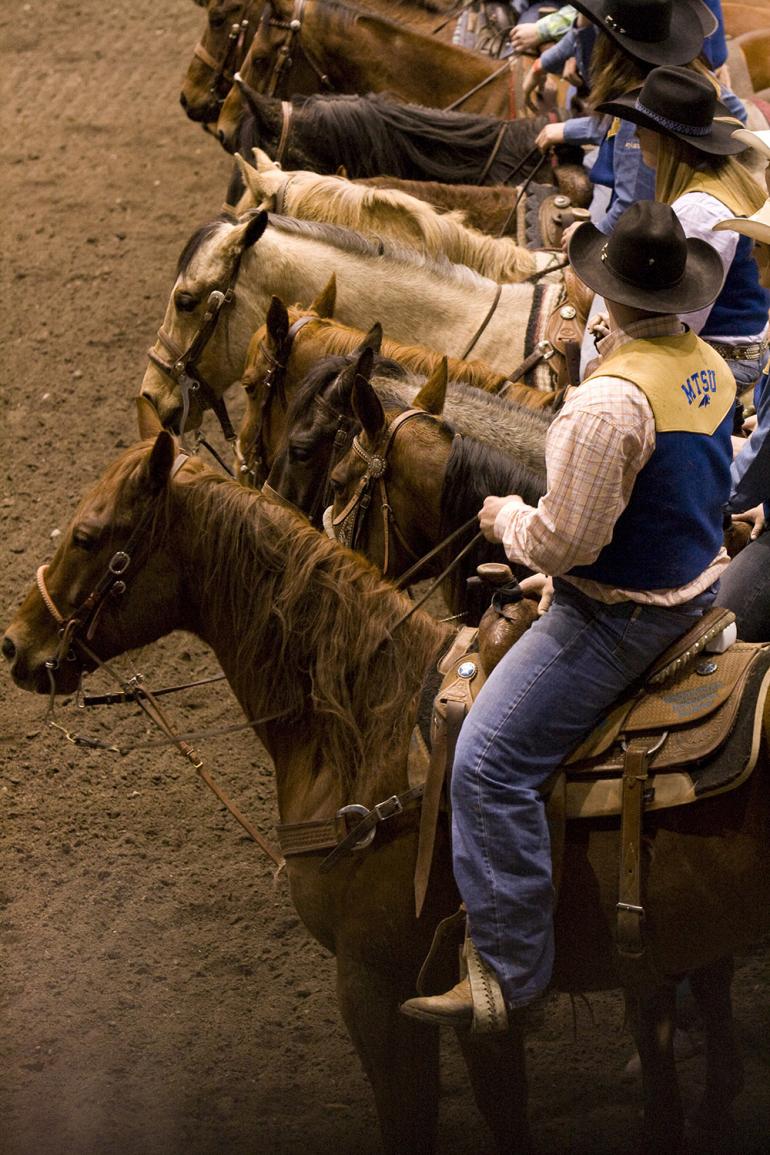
[140,210,268,434]
[2,433,194,696]
[327,362,450,577]
[181,0,263,124]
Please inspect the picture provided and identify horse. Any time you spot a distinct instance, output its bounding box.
[262,348,548,620]
[214,0,529,148]
[5,426,770,1153]
[236,291,557,488]
[180,0,458,124]
[141,208,567,434]
[226,84,565,186]
[181,0,264,124]
[233,150,563,283]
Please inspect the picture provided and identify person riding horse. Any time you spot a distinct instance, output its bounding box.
[401,199,736,1029]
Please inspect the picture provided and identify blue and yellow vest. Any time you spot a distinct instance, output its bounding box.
[568,331,735,590]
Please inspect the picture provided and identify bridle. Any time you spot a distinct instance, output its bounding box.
[236,312,318,486]
[260,0,334,99]
[193,0,258,104]
[146,239,251,446]
[330,409,442,579]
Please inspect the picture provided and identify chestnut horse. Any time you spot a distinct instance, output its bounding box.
[215,0,526,147]
[141,209,565,433]
[4,430,770,1153]
[236,292,558,486]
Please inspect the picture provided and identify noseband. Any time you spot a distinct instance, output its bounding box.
[146,238,253,444]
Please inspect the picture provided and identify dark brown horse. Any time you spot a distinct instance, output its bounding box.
[215,0,529,148]
[181,0,264,124]
[4,428,770,1153]
[227,84,560,185]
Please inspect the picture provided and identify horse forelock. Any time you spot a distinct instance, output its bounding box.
[175,215,234,278]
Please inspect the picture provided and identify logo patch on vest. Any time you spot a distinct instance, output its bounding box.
[681,369,718,406]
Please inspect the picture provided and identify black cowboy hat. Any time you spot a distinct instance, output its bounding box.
[567,200,725,313]
[571,0,716,66]
[596,66,745,156]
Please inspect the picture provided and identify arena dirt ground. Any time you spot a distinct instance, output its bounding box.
[1,2,769,1152]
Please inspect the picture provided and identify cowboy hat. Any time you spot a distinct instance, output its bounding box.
[570,0,715,67]
[713,199,770,245]
[728,128,770,161]
[568,200,725,313]
[596,66,745,156]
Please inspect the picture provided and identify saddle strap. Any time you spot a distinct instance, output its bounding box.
[414,697,466,918]
[616,737,659,962]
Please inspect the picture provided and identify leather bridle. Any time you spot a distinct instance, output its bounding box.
[330,409,439,579]
[146,240,251,444]
[193,1,258,103]
[237,312,317,486]
[260,0,334,99]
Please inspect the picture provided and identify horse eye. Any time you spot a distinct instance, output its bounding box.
[288,444,311,464]
[72,529,97,551]
[174,292,198,313]
[209,13,227,28]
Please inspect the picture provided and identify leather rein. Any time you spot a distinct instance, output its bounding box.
[193,0,258,101]
[261,0,334,99]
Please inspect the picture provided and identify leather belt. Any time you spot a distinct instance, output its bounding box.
[706,339,768,361]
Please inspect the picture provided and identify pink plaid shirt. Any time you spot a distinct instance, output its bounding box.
[492,317,729,605]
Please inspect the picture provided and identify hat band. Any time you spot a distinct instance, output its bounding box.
[600,241,686,292]
[634,98,711,137]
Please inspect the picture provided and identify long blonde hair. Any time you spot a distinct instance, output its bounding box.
[655,136,766,217]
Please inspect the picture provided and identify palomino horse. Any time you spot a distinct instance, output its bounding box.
[227,84,566,184]
[141,209,566,433]
[263,349,547,620]
[214,0,527,147]
[237,292,555,486]
[4,429,770,1153]
[234,151,563,283]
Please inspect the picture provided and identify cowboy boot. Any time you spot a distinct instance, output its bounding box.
[400,927,509,1034]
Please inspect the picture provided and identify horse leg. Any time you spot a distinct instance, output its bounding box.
[686,955,744,1150]
[335,955,441,1155]
[455,1026,533,1155]
[626,983,685,1153]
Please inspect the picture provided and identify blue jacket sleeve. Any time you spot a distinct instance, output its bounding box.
[702,0,728,70]
[595,119,656,235]
[727,369,770,513]
[718,85,747,125]
[539,28,577,76]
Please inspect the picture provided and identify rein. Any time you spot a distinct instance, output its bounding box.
[460,283,502,360]
[194,1,256,103]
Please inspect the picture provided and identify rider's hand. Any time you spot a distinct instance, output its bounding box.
[479,495,524,542]
[509,23,542,53]
[518,573,554,614]
[732,504,766,540]
[535,121,565,153]
[523,60,547,100]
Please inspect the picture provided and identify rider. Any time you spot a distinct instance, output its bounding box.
[401,200,735,1028]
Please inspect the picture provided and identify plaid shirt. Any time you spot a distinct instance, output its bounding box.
[493,317,729,604]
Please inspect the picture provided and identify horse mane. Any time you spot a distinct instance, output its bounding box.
[238,90,546,183]
[438,434,547,613]
[284,352,408,427]
[131,452,449,792]
[273,170,540,282]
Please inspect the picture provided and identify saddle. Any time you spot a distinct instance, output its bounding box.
[418,604,770,967]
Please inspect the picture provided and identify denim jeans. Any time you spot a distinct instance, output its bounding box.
[450,578,717,1008]
[716,529,770,641]
[723,354,765,395]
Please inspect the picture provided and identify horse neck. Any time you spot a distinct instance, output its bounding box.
[171,474,445,819]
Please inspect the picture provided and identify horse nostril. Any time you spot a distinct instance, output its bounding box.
[2,634,16,662]
[180,92,188,110]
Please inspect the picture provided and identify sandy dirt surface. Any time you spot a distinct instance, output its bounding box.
[1,3,769,1152]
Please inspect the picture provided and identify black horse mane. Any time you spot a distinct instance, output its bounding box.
[238,89,548,183]
[285,352,407,426]
[439,434,546,618]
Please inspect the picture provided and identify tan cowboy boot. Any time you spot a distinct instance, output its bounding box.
[400,976,474,1026]
[401,932,509,1034]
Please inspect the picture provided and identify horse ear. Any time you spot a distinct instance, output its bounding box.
[253,147,281,172]
[143,431,176,495]
[336,166,349,178]
[242,209,268,250]
[412,357,448,416]
[136,396,164,439]
[234,153,266,209]
[351,367,385,443]
[357,321,383,355]
[310,274,336,318]
[266,296,290,348]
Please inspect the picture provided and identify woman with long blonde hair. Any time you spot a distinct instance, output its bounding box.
[598,66,769,389]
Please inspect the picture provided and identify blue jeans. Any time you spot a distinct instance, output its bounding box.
[450,578,717,1008]
[716,529,770,641]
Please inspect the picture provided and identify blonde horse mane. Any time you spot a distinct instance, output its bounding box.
[237,151,550,284]
[111,446,449,792]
